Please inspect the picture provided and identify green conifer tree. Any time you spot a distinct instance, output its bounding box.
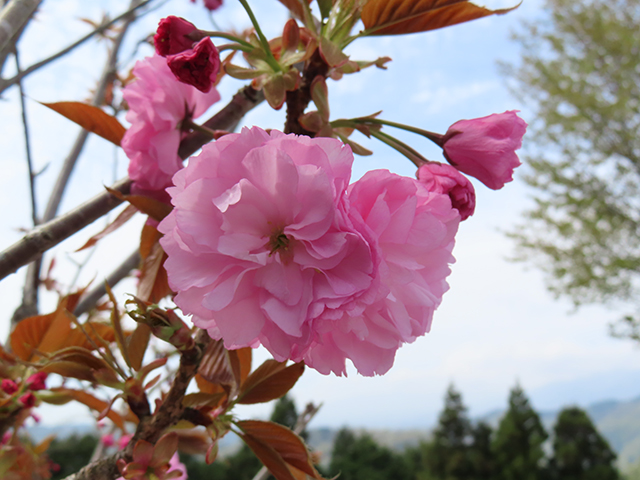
[329,428,410,480]
[550,407,619,480]
[421,384,475,480]
[492,384,548,480]
[469,421,495,480]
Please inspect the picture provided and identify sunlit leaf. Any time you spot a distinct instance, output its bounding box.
[237,360,304,404]
[105,282,131,369]
[41,101,126,146]
[361,0,519,36]
[137,242,171,303]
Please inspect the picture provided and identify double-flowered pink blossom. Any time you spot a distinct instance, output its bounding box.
[159,127,379,364]
[160,128,460,376]
[443,110,527,190]
[122,55,219,200]
[417,162,475,220]
[303,170,460,375]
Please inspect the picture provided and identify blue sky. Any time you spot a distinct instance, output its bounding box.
[1,0,639,429]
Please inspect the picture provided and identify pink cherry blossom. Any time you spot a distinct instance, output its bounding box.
[442,110,527,190]
[122,55,220,200]
[159,127,379,363]
[154,16,198,57]
[167,37,220,93]
[417,162,475,220]
[303,170,460,375]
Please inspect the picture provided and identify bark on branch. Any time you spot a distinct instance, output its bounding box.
[0,85,264,283]
[0,0,42,59]
[62,329,211,480]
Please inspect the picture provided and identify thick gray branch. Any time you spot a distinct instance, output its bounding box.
[0,0,42,58]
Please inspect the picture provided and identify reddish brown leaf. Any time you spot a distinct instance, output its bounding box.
[9,296,79,361]
[105,188,173,222]
[140,224,162,260]
[195,374,225,396]
[237,420,321,479]
[105,282,131,368]
[240,431,297,480]
[137,243,171,303]
[42,101,126,146]
[126,324,151,371]
[182,392,226,408]
[49,346,109,370]
[237,347,253,386]
[276,0,312,21]
[361,0,519,36]
[237,360,304,405]
[62,322,116,351]
[51,388,125,429]
[76,205,137,251]
[198,340,237,394]
[41,360,97,382]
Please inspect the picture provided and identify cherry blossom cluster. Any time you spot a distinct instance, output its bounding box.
[120,15,527,377]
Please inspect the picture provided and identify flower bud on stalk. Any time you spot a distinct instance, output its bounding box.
[441,110,527,190]
[166,37,221,93]
[154,16,199,56]
[417,162,476,220]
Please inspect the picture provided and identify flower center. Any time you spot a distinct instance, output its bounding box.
[268,228,291,256]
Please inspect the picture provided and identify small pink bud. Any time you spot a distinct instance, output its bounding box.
[167,37,220,93]
[1,379,18,395]
[18,392,36,408]
[101,434,115,447]
[417,162,476,221]
[203,0,223,9]
[154,16,198,57]
[118,433,133,450]
[442,110,527,190]
[25,371,48,391]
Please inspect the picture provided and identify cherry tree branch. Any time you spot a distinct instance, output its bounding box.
[0,85,264,283]
[0,0,155,96]
[61,329,211,480]
[0,0,42,59]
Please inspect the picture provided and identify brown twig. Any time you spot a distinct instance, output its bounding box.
[0,0,155,96]
[284,49,329,135]
[0,85,264,283]
[62,330,211,480]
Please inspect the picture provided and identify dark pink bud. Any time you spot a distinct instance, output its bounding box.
[203,0,223,10]
[417,162,476,220]
[154,16,198,57]
[25,371,47,391]
[18,392,36,408]
[442,110,527,190]
[167,37,220,93]
[1,379,18,395]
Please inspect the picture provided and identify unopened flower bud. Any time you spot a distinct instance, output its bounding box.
[442,110,527,190]
[18,392,36,408]
[167,37,221,93]
[417,162,475,220]
[154,16,198,57]
[1,379,18,395]
[25,371,48,391]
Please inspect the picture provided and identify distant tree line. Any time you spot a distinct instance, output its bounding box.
[45,388,620,480]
